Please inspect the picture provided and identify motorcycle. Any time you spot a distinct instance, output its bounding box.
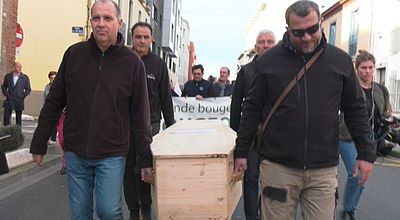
[375,115,400,156]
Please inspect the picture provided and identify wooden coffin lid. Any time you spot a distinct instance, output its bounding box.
[151,120,237,159]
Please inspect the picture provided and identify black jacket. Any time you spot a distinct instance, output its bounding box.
[235,32,375,169]
[182,79,215,98]
[213,80,234,97]
[31,33,153,168]
[141,51,174,127]
[2,72,31,111]
[230,58,257,132]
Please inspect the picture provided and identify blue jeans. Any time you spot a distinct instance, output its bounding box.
[338,140,365,214]
[65,152,126,220]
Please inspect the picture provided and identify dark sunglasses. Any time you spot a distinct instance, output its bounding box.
[288,21,320,38]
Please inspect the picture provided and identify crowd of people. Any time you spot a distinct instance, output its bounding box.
[0,0,389,219]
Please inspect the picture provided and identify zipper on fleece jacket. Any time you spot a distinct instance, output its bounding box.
[83,52,104,158]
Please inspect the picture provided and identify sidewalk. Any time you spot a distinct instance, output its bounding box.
[0,117,63,190]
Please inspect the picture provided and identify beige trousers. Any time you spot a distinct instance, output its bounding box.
[259,160,337,220]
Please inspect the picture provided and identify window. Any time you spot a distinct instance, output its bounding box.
[391,28,400,54]
[163,51,166,62]
[173,62,176,73]
[329,22,336,46]
[153,5,159,24]
[171,24,174,40]
[176,34,179,50]
[392,80,400,111]
[178,11,180,26]
[152,42,156,54]
[376,68,386,85]
[348,9,359,57]
[138,10,142,22]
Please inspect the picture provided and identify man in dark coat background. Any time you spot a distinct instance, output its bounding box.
[124,21,175,220]
[2,61,31,127]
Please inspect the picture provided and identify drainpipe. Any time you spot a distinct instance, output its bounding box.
[85,0,92,41]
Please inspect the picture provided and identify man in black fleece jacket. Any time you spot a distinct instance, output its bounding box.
[125,22,174,220]
[30,1,152,219]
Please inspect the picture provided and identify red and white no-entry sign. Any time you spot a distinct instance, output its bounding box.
[16,23,23,48]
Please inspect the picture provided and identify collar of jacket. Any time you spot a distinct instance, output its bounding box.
[88,32,125,54]
[251,55,259,63]
[195,79,206,86]
[282,31,327,59]
[140,50,152,59]
[216,80,230,89]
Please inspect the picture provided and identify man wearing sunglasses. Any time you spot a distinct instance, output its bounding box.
[234,1,375,219]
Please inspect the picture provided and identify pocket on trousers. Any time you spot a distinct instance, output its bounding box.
[263,186,287,203]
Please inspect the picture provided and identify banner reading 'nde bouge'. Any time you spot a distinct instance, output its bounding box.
[171,97,231,125]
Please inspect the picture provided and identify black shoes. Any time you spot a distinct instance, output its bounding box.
[141,207,151,220]
[129,208,151,220]
[129,212,140,220]
[342,211,356,220]
[59,167,67,175]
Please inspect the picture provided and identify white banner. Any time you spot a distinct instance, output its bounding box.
[161,97,231,129]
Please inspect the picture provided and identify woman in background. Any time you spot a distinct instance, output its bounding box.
[338,50,390,219]
[44,71,57,145]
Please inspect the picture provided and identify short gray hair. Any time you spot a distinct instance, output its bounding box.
[220,66,230,75]
[285,0,320,25]
[92,0,122,21]
[256,30,276,42]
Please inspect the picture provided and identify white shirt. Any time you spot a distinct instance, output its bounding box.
[13,74,19,86]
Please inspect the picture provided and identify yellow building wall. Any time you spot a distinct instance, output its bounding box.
[17,0,91,91]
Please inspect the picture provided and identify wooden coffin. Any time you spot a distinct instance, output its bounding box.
[151,120,242,219]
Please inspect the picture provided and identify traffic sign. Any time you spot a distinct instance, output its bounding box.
[16,23,23,48]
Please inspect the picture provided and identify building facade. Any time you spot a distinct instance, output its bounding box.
[151,0,164,57]
[322,0,400,112]
[161,0,183,88]
[1,0,18,81]
[176,18,189,87]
